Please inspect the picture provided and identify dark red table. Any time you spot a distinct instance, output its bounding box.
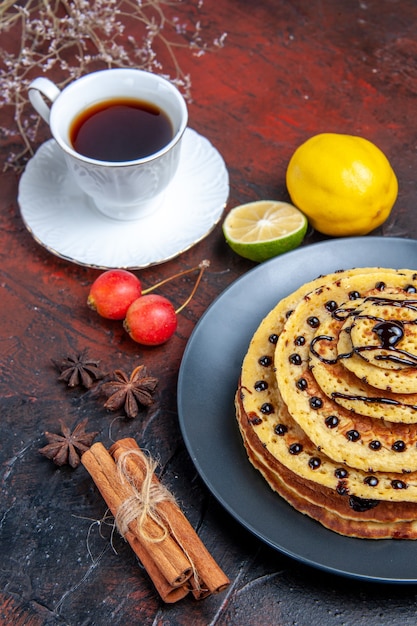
[2,1,417,624]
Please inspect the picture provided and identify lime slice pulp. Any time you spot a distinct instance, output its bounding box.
[222,200,308,262]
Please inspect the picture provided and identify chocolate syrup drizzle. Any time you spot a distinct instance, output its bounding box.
[311,295,417,367]
[309,294,417,410]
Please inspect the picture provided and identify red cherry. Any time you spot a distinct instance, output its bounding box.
[87,269,142,320]
[123,294,177,345]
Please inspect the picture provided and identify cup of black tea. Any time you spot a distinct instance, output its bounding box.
[28,69,188,220]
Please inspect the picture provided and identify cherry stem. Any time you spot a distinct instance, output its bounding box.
[142,260,210,302]
[175,260,210,314]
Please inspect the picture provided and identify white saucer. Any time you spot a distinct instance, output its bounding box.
[18,128,229,268]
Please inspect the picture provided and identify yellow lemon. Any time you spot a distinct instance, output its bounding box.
[222,200,308,262]
[286,133,398,237]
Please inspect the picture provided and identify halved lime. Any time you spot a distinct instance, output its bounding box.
[222,200,308,262]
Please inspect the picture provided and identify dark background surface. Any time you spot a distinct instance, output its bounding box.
[2,1,417,624]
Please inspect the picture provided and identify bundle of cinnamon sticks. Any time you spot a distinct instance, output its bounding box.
[81,438,230,603]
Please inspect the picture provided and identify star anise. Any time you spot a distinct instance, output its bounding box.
[100,365,158,419]
[39,419,98,468]
[53,351,105,389]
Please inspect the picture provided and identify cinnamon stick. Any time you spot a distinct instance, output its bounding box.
[123,529,189,603]
[82,443,193,600]
[109,438,230,599]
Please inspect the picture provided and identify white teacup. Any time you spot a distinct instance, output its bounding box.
[28,69,188,220]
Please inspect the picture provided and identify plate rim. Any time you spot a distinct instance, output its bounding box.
[178,236,417,584]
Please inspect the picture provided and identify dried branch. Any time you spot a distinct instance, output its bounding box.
[0,0,227,169]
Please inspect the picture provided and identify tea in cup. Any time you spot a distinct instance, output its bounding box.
[28,68,188,220]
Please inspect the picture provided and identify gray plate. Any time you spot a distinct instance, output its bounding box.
[177,237,417,584]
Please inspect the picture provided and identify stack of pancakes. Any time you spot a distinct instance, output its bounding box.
[236,267,417,538]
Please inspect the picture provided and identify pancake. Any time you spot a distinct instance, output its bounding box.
[239,295,417,501]
[347,296,417,371]
[275,271,417,473]
[236,391,417,522]
[236,394,417,538]
[338,305,417,392]
[309,314,417,423]
[237,266,417,539]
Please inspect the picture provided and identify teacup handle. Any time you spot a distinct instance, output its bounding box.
[28,77,61,124]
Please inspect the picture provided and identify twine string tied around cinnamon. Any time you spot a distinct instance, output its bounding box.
[114,447,201,590]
